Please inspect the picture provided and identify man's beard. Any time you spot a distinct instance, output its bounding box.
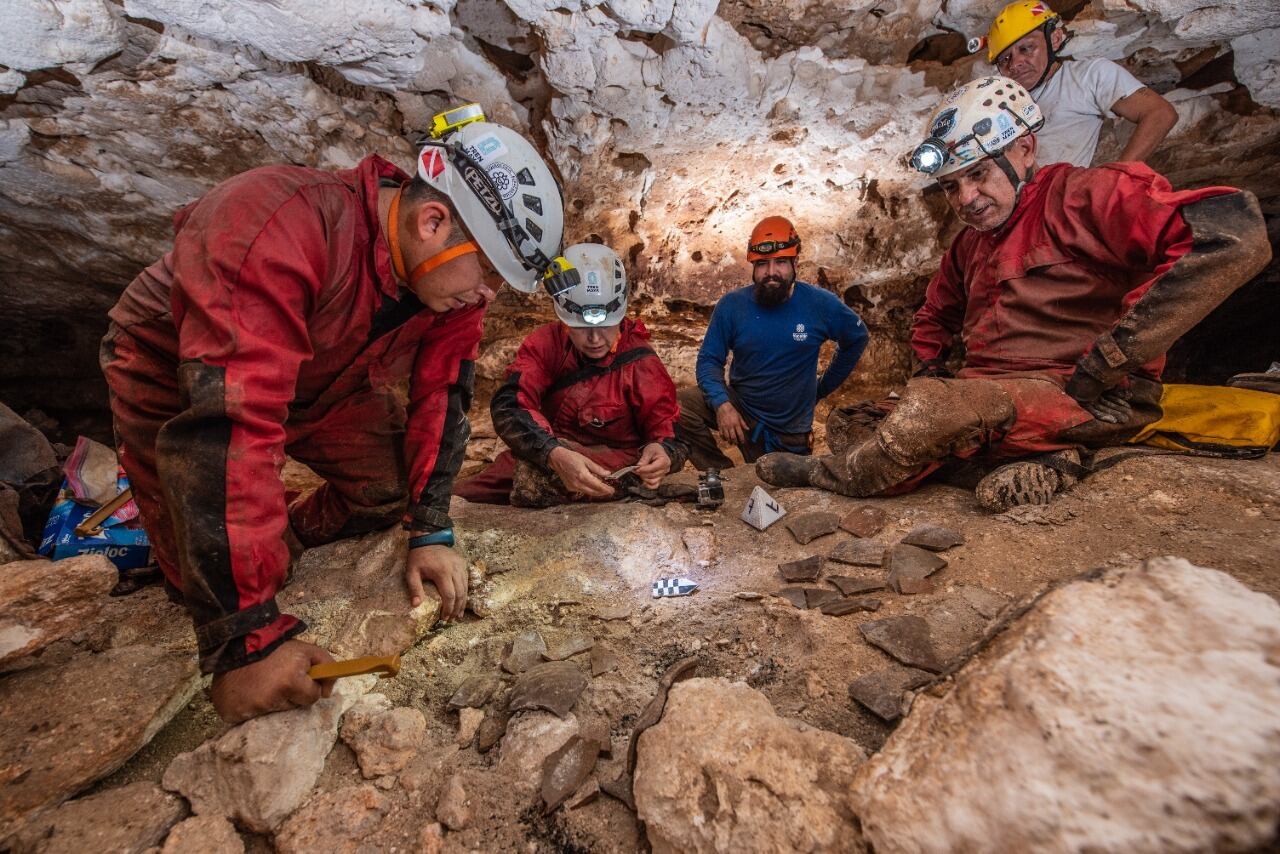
[753,276,794,307]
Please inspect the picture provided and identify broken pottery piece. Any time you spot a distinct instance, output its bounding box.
[580,719,613,757]
[895,576,936,595]
[778,554,822,582]
[509,661,588,718]
[544,635,595,661]
[901,524,964,551]
[734,591,764,601]
[591,603,632,621]
[885,544,948,594]
[476,706,510,754]
[828,538,887,568]
[566,778,600,810]
[848,665,934,721]
[541,735,601,813]
[803,587,841,609]
[860,616,944,673]
[821,597,882,617]
[839,505,887,537]
[603,656,699,809]
[447,674,499,710]
[501,630,547,674]
[827,575,887,596]
[785,512,841,545]
[957,585,1010,619]
[589,645,618,677]
[773,587,809,609]
[741,486,786,531]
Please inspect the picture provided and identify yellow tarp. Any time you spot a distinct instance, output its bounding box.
[1130,383,1280,453]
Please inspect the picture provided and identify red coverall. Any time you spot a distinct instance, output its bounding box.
[101,155,482,674]
[907,161,1237,462]
[453,319,680,503]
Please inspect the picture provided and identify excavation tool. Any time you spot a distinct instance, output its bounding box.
[606,465,638,481]
[308,653,401,681]
[73,486,135,538]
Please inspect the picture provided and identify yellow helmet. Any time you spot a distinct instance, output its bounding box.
[986,0,1060,63]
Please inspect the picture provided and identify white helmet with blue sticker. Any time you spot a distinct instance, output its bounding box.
[910,76,1044,179]
[549,243,628,328]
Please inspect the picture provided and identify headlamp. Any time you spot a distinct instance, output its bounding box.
[747,236,800,256]
[966,36,986,55]
[542,256,579,298]
[429,103,486,140]
[910,137,949,175]
[580,307,608,325]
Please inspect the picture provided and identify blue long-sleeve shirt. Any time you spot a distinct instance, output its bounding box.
[696,281,868,434]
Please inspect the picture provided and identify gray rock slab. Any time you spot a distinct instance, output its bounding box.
[785,512,841,545]
[860,616,944,673]
[828,539,887,568]
[509,661,588,718]
[0,553,116,668]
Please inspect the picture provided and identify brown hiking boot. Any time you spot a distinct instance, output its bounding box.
[973,449,1080,512]
[755,452,821,488]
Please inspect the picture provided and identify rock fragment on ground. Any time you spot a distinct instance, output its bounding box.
[447,674,499,710]
[901,523,964,551]
[851,558,1280,852]
[827,574,886,596]
[566,778,600,810]
[820,597,881,616]
[634,677,865,852]
[543,634,594,661]
[497,712,579,785]
[161,815,244,854]
[785,512,841,544]
[885,544,947,594]
[417,823,444,854]
[848,665,934,721]
[0,554,116,668]
[778,554,821,582]
[773,587,809,609]
[589,645,618,677]
[541,735,601,813]
[435,774,469,830]
[456,707,484,747]
[860,615,944,673]
[923,594,990,668]
[603,657,698,810]
[827,538,886,567]
[501,630,548,674]
[273,784,389,854]
[839,505,887,537]
[681,526,717,566]
[803,587,841,609]
[509,661,588,718]
[8,782,187,854]
[340,696,425,778]
[163,681,366,833]
[476,707,510,754]
[956,584,1010,619]
[0,646,199,841]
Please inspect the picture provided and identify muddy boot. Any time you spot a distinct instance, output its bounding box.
[831,438,927,497]
[510,460,570,509]
[973,449,1081,512]
[755,452,821,488]
[824,401,884,457]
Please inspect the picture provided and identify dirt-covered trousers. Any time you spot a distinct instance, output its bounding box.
[453,444,641,505]
[817,371,1163,497]
[102,323,408,600]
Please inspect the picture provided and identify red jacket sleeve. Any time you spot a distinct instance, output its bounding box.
[489,326,566,467]
[626,355,679,444]
[911,238,969,365]
[160,184,333,674]
[403,306,485,534]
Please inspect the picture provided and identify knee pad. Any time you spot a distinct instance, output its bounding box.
[877,378,1015,467]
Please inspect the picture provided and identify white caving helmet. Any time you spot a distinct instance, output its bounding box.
[909,76,1044,182]
[418,103,565,293]
[545,243,628,328]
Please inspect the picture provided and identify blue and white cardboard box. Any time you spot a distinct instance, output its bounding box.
[39,478,151,571]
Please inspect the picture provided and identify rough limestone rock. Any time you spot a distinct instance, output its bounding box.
[498,712,580,790]
[435,774,470,831]
[8,782,187,854]
[851,558,1280,853]
[0,554,116,668]
[634,677,865,853]
[161,814,244,854]
[339,695,426,778]
[0,646,200,842]
[162,678,370,834]
[273,784,390,854]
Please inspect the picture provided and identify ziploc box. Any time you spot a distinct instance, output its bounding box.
[39,475,151,571]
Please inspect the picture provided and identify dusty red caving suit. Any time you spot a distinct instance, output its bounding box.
[101,155,483,674]
[453,319,681,503]
[892,161,1242,489]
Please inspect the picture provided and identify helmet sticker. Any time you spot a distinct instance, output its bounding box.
[421,148,446,179]
[931,107,958,140]
[465,133,509,164]
[585,271,601,296]
[487,162,519,201]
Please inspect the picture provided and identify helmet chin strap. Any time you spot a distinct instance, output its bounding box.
[388,185,479,288]
[1028,23,1070,92]
[993,151,1035,206]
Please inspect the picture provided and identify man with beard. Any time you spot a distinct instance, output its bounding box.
[676,216,869,470]
[756,76,1269,509]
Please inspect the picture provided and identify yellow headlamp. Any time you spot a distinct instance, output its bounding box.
[429,103,486,140]
[542,256,578,298]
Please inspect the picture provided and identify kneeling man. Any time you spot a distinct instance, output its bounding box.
[758,76,1269,509]
[454,244,684,507]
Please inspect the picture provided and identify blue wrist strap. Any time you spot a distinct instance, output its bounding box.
[409,529,455,549]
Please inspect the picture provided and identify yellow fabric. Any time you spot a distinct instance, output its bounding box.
[987,0,1060,62]
[1130,384,1280,452]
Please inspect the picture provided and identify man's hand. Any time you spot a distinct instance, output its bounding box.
[716,402,748,445]
[548,447,615,499]
[634,443,672,489]
[405,544,468,621]
[210,639,336,725]
[1082,388,1134,424]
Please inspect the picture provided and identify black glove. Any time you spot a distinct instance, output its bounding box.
[1082,388,1133,424]
[913,358,952,379]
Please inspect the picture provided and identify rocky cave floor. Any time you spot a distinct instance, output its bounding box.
[7,447,1274,853]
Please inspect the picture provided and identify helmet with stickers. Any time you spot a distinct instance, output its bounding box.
[417,103,565,293]
[547,243,628,328]
[909,76,1044,181]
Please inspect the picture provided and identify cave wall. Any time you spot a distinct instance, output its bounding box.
[1,0,1278,440]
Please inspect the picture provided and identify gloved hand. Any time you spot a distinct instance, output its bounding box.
[913,358,952,379]
[1081,388,1133,424]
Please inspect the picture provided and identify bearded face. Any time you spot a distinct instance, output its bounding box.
[751,257,797,307]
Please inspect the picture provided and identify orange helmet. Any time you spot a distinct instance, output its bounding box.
[747,216,801,261]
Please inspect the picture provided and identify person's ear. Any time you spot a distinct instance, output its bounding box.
[410,200,452,247]
[1050,26,1066,51]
